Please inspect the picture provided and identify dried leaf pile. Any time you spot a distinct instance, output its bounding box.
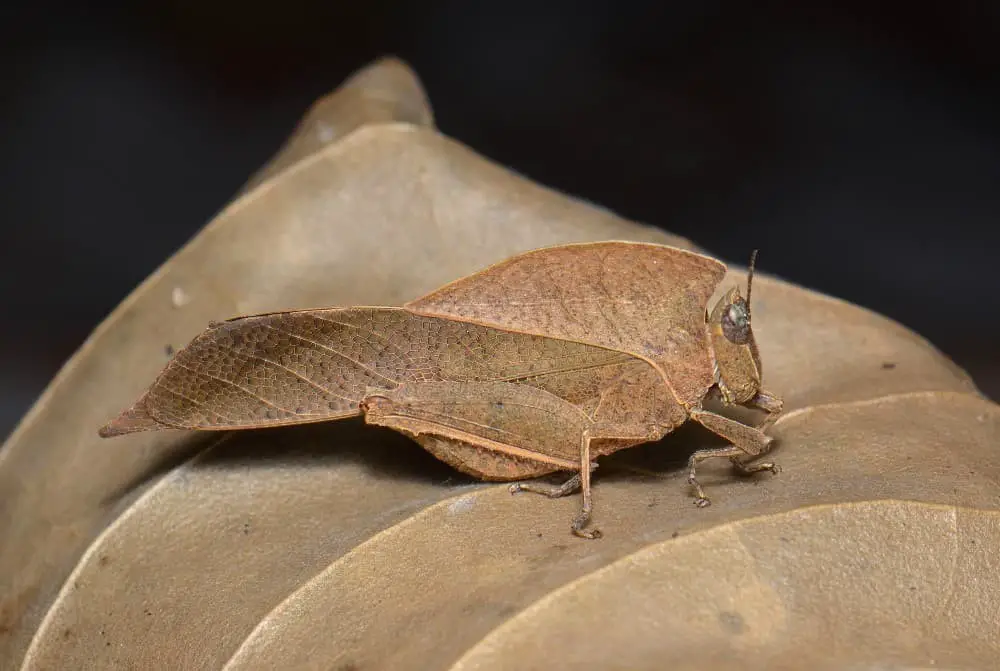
[1,58,997,671]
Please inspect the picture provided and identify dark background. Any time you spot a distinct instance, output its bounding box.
[2,1,998,440]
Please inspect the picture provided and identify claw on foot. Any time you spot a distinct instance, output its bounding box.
[571,509,602,540]
[754,462,780,475]
[688,472,710,507]
[733,460,782,477]
[572,518,602,539]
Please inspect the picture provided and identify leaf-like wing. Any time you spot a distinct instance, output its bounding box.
[406,241,727,405]
[99,307,636,435]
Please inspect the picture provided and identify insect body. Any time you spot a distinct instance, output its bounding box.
[100,242,783,538]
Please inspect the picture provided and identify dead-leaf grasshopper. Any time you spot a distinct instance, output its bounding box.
[100,242,783,538]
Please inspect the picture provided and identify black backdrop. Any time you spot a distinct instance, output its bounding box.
[3,1,998,439]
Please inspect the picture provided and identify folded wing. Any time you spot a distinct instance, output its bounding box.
[406,241,727,406]
[99,307,634,435]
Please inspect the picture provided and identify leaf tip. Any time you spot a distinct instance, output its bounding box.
[97,399,160,438]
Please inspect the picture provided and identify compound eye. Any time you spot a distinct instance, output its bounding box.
[721,299,750,344]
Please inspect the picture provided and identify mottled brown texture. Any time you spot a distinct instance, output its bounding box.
[407,241,727,406]
[363,381,592,471]
[414,433,559,481]
[97,238,782,538]
[1,57,997,671]
[98,307,631,434]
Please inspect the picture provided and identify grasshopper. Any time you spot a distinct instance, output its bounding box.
[100,242,782,538]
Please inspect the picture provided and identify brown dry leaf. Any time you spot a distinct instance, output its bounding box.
[0,58,996,671]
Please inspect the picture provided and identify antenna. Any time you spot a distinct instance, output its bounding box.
[746,249,758,314]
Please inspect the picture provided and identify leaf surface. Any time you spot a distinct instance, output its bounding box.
[1,58,995,671]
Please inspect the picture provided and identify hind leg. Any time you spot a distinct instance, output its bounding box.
[509,470,585,498]
[507,429,603,539]
[510,423,661,539]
